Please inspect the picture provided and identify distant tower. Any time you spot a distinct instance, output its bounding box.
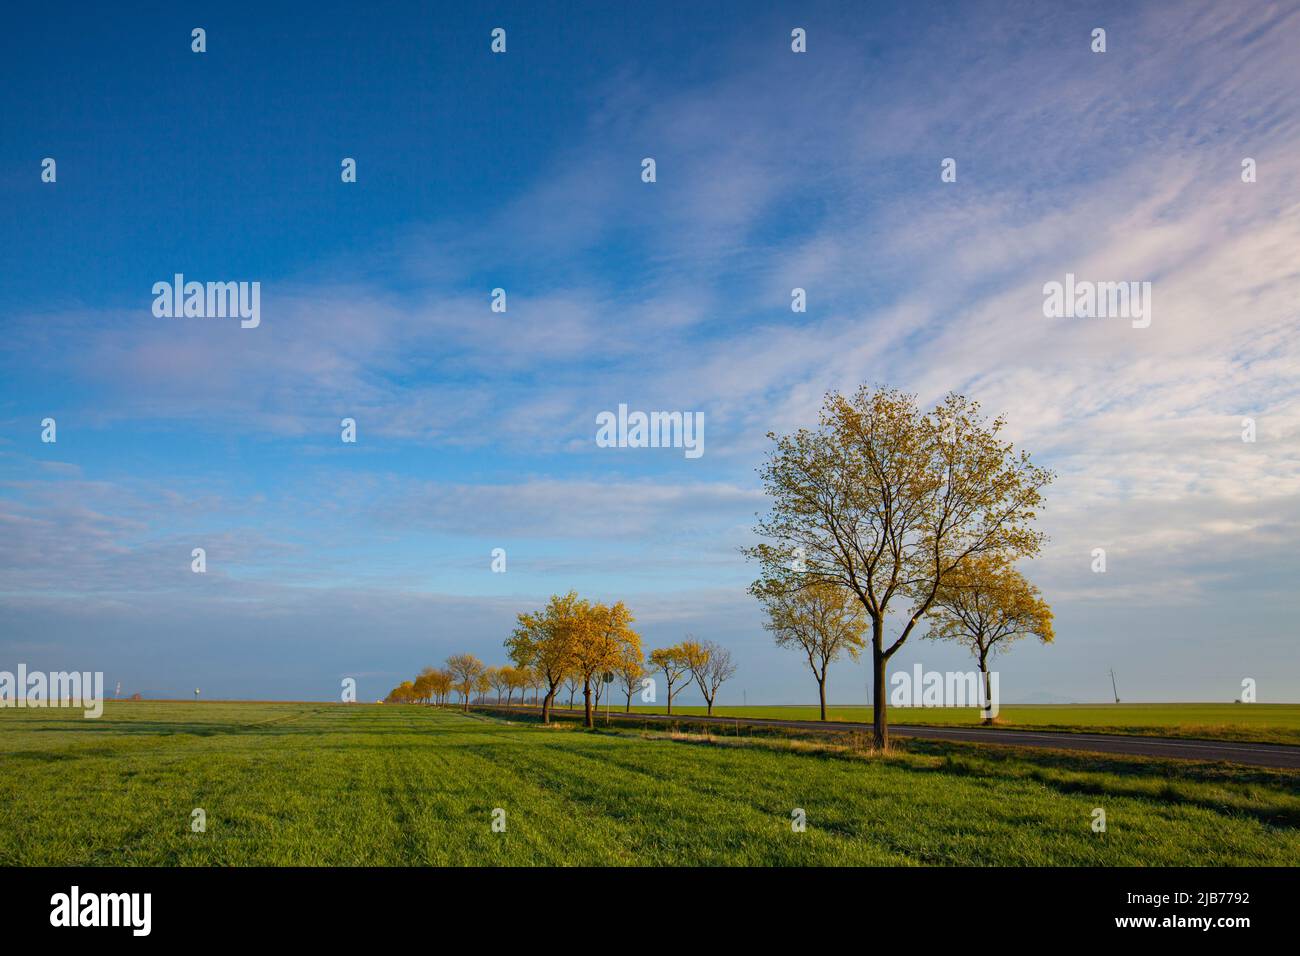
[1109,669,1120,704]
[194,688,201,700]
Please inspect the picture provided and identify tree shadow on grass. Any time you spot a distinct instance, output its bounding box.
[900,739,1300,829]
[579,716,1300,832]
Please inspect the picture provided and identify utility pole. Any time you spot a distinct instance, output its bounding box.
[1109,669,1120,704]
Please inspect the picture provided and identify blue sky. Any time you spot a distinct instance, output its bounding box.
[2,0,1298,704]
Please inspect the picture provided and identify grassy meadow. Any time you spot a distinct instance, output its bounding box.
[1,701,1296,866]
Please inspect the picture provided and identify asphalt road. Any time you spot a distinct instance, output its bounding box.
[481,705,1300,769]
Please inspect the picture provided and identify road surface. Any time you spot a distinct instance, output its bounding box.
[477,705,1300,769]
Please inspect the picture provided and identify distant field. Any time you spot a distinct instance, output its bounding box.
[609,703,1300,745]
[1,702,1297,866]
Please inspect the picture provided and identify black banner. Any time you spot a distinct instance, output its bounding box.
[1,866,1280,941]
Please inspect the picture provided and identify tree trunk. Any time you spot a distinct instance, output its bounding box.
[980,658,993,725]
[542,688,553,724]
[666,686,673,716]
[818,675,827,721]
[872,641,888,750]
[583,679,593,728]
[625,689,632,713]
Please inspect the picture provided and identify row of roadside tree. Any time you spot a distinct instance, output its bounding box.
[387,385,1058,748]
[384,591,736,728]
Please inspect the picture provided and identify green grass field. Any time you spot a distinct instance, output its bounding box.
[598,703,1300,745]
[2,701,1297,866]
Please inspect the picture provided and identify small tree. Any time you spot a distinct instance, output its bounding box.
[488,666,510,703]
[649,644,694,715]
[505,592,583,723]
[572,601,640,728]
[446,654,486,711]
[564,676,581,710]
[413,667,437,703]
[618,656,647,713]
[431,668,454,705]
[496,665,515,705]
[924,555,1054,723]
[386,680,416,704]
[682,639,736,717]
[511,665,534,705]
[758,582,867,720]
